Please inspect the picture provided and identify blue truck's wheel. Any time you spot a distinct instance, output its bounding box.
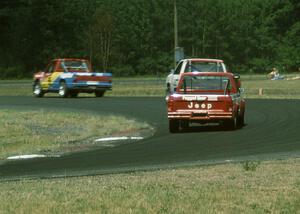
[70,91,78,98]
[58,82,69,98]
[95,90,105,97]
[33,81,44,98]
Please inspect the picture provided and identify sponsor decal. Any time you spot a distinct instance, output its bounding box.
[207,96,219,101]
[188,102,212,109]
[182,95,206,101]
[41,72,62,89]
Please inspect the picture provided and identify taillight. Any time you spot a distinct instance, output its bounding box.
[216,96,233,111]
[226,100,233,111]
[167,96,174,111]
[102,76,111,82]
[168,101,174,111]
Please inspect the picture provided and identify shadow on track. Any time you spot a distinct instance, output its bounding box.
[175,123,247,133]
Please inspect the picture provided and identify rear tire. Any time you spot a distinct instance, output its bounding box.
[58,82,69,98]
[70,91,78,98]
[169,119,180,133]
[180,120,189,130]
[238,114,244,127]
[95,90,105,97]
[33,81,44,98]
[224,116,238,130]
[238,108,245,127]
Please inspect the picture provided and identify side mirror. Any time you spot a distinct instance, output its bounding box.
[170,69,175,74]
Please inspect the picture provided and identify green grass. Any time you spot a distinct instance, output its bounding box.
[1,74,300,98]
[0,109,153,160]
[0,158,299,213]
[242,77,300,99]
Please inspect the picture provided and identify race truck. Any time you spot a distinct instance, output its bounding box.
[166,72,245,133]
[33,58,112,98]
[166,58,227,93]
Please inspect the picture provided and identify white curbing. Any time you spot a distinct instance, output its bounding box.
[7,154,61,160]
[7,154,47,160]
[6,137,143,160]
[95,136,144,142]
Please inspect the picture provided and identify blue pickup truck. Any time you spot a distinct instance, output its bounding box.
[33,58,112,98]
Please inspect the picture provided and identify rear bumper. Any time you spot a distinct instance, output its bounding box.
[70,82,112,91]
[168,110,233,121]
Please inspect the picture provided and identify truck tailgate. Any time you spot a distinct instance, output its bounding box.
[74,73,112,82]
[168,95,233,119]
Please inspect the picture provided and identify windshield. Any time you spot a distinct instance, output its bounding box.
[61,60,90,72]
[179,75,231,94]
[185,61,224,72]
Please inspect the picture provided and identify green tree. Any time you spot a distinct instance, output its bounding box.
[1,0,300,78]
[88,7,114,71]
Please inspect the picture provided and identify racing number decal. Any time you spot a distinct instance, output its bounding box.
[188,102,212,109]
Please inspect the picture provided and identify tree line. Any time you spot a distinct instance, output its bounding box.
[0,0,299,78]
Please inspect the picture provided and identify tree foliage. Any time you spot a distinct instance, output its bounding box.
[88,7,114,72]
[0,0,299,78]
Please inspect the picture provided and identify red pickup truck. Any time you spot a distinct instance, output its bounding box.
[33,58,112,98]
[166,72,245,133]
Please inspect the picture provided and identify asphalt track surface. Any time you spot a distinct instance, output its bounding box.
[0,96,300,180]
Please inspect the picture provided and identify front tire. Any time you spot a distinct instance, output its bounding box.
[33,81,44,98]
[58,82,69,98]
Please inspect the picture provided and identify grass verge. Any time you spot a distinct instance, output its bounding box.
[1,74,300,98]
[0,158,299,213]
[0,109,153,160]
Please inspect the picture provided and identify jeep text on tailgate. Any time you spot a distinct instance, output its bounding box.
[166,72,245,133]
[33,58,112,98]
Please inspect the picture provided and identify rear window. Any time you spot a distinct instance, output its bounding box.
[185,61,224,72]
[179,75,232,94]
[61,60,90,72]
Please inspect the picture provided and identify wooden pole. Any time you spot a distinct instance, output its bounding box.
[174,0,178,66]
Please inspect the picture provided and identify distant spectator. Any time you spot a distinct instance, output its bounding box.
[268,67,284,80]
[268,67,278,79]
